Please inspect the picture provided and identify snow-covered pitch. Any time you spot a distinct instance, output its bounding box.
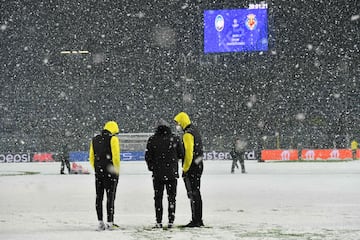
[1,160,360,240]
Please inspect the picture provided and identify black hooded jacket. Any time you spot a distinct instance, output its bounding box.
[183,123,204,176]
[145,125,184,181]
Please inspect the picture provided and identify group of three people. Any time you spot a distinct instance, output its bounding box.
[88,111,204,230]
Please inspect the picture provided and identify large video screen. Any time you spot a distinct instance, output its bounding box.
[204,8,268,53]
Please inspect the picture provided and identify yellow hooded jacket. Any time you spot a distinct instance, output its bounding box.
[351,140,358,151]
[89,121,121,175]
[174,112,194,173]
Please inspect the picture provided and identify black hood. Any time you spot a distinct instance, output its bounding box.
[155,125,172,135]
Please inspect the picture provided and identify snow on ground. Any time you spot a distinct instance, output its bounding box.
[1,160,360,240]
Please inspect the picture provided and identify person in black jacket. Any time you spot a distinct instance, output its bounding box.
[230,138,247,174]
[89,121,121,231]
[145,119,184,229]
[174,112,204,227]
[60,143,71,174]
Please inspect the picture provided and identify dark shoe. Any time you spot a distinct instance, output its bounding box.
[184,221,201,228]
[60,171,64,175]
[168,222,174,228]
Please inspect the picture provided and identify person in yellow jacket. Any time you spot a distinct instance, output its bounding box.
[174,112,204,227]
[351,140,358,160]
[89,121,120,231]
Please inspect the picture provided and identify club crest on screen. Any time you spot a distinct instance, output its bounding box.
[245,13,257,30]
[215,15,224,32]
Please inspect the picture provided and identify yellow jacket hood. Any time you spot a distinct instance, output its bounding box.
[174,112,191,130]
[351,140,358,150]
[103,121,119,135]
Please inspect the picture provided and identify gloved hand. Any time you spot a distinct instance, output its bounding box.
[187,190,193,199]
[182,171,188,178]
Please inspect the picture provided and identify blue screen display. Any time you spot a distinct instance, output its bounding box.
[204,9,268,53]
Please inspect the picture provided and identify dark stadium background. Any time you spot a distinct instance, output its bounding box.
[1,0,359,152]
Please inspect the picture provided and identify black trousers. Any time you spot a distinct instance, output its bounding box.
[153,178,177,224]
[183,174,202,223]
[352,150,357,160]
[231,158,245,173]
[95,174,118,222]
[60,158,71,173]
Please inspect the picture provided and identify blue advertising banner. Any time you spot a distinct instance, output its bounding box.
[69,151,88,162]
[69,151,145,162]
[204,8,268,53]
[121,151,145,161]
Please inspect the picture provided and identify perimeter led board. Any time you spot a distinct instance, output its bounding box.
[204,8,268,53]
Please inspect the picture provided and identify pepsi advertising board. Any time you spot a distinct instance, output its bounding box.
[204,8,268,53]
